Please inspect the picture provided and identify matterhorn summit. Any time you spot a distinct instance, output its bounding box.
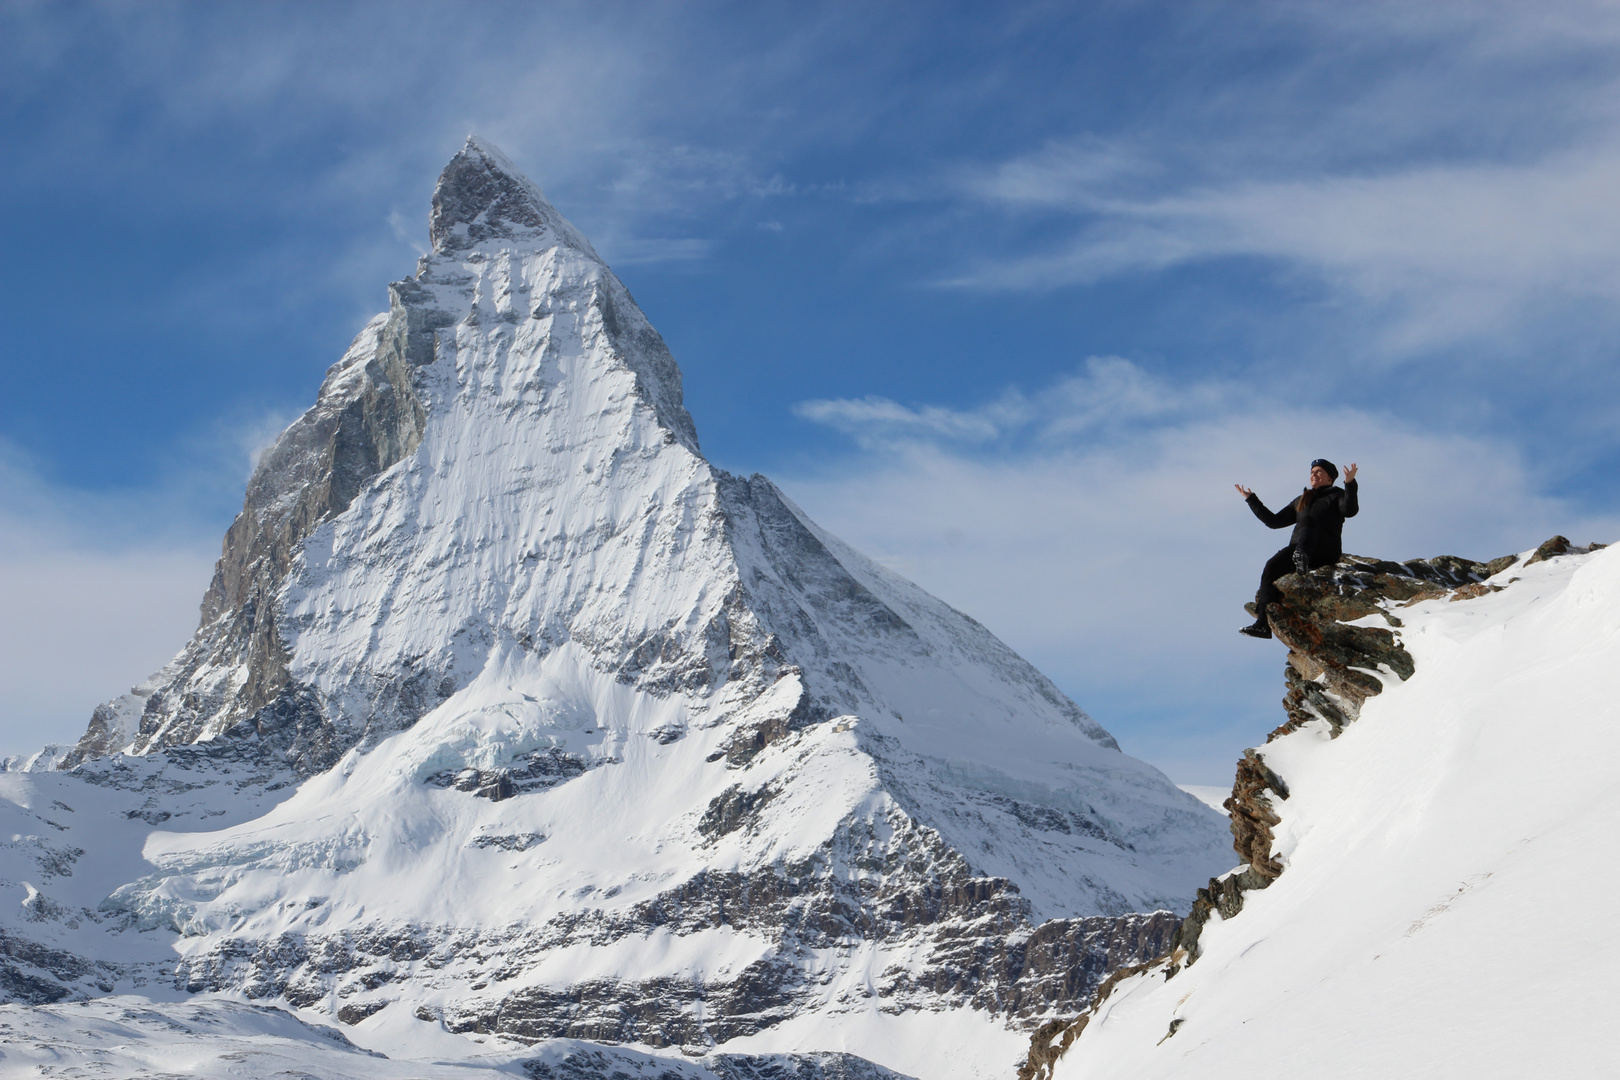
[0,138,1230,1079]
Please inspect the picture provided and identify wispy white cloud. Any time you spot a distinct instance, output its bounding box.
[787,361,1620,782]
[795,394,1014,447]
[0,447,219,758]
[964,137,1159,210]
[0,400,298,758]
[951,147,1620,353]
[0,3,799,274]
[796,356,1228,449]
[939,3,1620,356]
[593,236,717,267]
[233,412,298,476]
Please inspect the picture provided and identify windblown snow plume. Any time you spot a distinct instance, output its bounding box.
[3,138,1230,1080]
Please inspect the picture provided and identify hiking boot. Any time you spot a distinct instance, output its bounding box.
[1292,548,1310,575]
[1239,618,1272,638]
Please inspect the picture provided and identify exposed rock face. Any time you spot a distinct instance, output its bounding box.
[1265,554,1485,737]
[64,286,447,772]
[1017,547,1564,1080]
[1016,959,1156,1080]
[1222,750,1288,882]
[1174,554,1514,965]
[159,816,1178,1048]
[0,930,117,1004]
[1175,553,1527,958]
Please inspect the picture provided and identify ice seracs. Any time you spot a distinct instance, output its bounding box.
[6,137,1231,1079]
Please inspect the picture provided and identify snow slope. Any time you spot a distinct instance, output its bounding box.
[2,138,1230,1079]
[0,745,296,1002]
[0,996,920,1079]
[1053,543,1620,1078]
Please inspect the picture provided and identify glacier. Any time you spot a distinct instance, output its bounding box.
[0,138,1231,1079]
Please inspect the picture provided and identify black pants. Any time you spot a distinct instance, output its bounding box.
[1255,546,1337,609]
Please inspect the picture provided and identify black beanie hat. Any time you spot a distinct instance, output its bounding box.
[1310,458,1339,481]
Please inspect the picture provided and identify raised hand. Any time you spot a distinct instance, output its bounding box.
[1344,463,1358,483]
[1235,483,1253,498]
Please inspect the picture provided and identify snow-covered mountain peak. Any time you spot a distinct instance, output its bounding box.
[429,135,601,261]
[19,141,1233,1078]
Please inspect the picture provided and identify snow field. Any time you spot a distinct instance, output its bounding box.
[1055,543,1620,1078]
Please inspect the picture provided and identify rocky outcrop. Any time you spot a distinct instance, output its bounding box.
[1168,553,1524,964]
[1265,554,1486,736]
[1017,958,1156,1080]
[1016,546,1583,1080]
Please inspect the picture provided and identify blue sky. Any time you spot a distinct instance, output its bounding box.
[4,1,1620,781]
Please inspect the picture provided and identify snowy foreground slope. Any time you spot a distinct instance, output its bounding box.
[0,996,919,1080]
[1046,543,1620,1079]
[1,139,1228,1080]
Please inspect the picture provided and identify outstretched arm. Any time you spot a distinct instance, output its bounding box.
[1238,484,1294,529]
[1342,463,1359,517]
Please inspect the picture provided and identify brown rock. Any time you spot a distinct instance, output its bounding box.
[1225,751,1288,879]
[1017,960,1156,1080]
[1485,554,1521,577]
[337,999,390,1025]
[1525,535,1572,565]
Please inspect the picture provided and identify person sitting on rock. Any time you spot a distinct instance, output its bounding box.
[1234,458,1359,639]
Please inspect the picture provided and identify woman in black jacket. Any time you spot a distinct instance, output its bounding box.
[1235,458,1359,638]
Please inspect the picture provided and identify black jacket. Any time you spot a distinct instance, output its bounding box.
[1247,479,1359,560]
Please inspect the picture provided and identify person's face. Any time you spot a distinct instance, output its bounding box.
[1309,465,1332,489]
